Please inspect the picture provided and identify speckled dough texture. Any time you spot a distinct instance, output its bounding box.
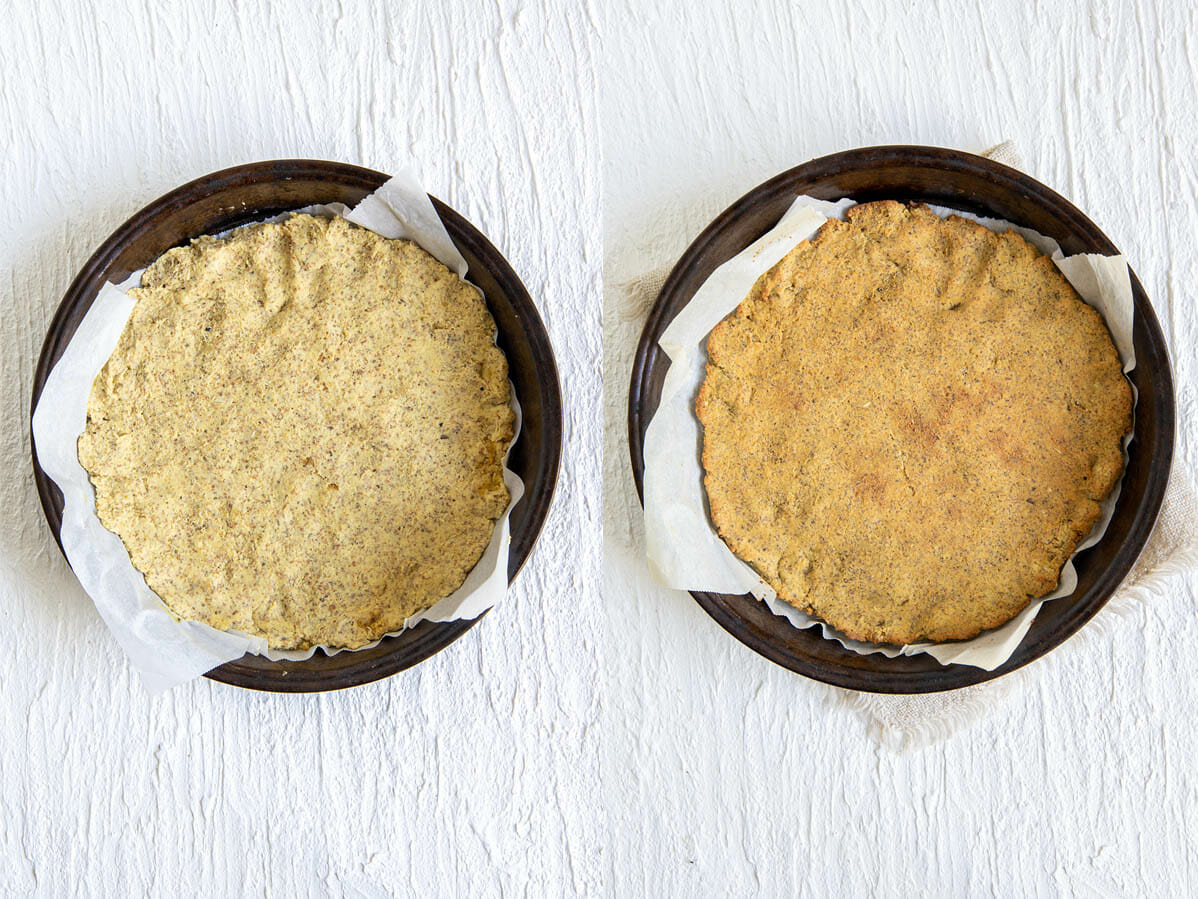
[78,213,515,650]
[696,201,1132,645]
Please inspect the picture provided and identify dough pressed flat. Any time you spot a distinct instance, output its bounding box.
[78,213,514,650]
[696,201,1132,645]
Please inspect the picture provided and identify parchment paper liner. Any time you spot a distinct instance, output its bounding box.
[32,171,523,691]
[643,195,1136,670]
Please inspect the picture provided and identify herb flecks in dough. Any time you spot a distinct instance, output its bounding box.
[78,214,514,650]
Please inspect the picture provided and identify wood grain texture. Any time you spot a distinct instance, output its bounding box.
[603,0,1198,895]
[1,0,601,895]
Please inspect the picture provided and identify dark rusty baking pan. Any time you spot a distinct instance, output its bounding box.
[31,160,562,692]
[628,145,1174,693]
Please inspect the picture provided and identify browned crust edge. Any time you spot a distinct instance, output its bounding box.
[694,200,1132,646]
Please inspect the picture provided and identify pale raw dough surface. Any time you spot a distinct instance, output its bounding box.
[1,3,605,895]
[79,214,514,649]
[697,202,1131,644]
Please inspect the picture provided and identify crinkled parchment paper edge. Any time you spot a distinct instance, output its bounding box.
[32,170,523,691]
[643,194,1136,670]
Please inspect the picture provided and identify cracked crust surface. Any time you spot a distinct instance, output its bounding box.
[696,201,1132,645]
[78,213,514,650]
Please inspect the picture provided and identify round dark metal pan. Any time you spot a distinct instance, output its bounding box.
[31,160,562,692]
[628,145,1174,693]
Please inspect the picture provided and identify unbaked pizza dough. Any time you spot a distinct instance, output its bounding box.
[78,213,514,650]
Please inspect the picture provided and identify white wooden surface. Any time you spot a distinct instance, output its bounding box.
[1,1,601,896]
[602,1,1198,896]
[3,0,1197,896]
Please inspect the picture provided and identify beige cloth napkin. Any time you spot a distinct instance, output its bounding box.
[621,142,1198,747]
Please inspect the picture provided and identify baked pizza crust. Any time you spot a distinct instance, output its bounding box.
[696,201,1132,645]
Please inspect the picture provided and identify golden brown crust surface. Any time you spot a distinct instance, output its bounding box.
[696,201,1131,644]
[78,214,514,650]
